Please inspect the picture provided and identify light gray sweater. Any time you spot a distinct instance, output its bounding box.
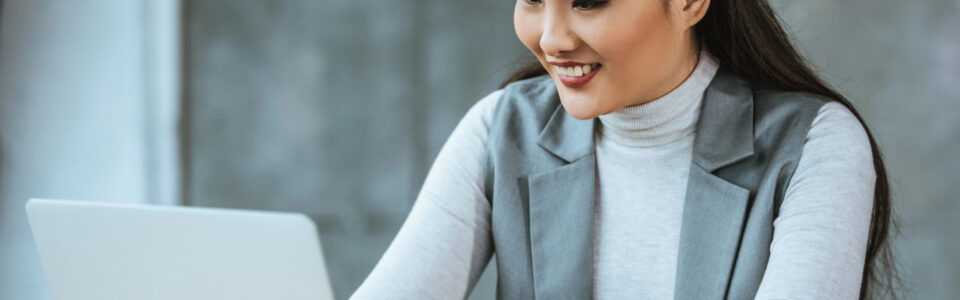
[352,52,875,299]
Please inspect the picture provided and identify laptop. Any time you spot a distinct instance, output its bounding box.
[25,198,336,300]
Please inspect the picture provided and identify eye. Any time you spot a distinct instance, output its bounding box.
[572,0,608,10]
[522,0,608,9]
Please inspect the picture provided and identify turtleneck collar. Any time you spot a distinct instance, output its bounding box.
[597,50,720,147]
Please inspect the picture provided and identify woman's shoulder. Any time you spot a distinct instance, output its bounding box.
[495,74,561,116]
[473,88,505,115]
[462,74,559,129]
[753,88,871,151]
[752,88,834,118]
[788,99,875,188]
[749,86,866,133]
[805,101,873,157]
[460,89,505,131]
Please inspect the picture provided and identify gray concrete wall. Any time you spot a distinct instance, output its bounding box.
[182,1,958,299]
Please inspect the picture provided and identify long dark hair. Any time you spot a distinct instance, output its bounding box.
[501,1,901,299]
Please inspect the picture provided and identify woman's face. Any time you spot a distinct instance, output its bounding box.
[514,0,708,119]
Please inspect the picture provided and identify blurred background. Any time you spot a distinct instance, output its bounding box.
[0,0,957,299]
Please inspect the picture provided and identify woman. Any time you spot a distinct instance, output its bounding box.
[353,0,897,299]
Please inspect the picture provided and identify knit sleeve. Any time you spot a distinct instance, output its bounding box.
[350,89,503,300]
[754,101,876,299]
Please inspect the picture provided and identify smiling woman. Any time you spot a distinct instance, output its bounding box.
[351,0,897,299]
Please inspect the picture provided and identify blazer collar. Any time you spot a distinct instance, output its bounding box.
[527,67,757,299]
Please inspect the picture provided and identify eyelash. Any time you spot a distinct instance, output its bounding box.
[573,0,608,9]
[523,0,609,10]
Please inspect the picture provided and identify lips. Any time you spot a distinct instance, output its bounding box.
[556,64,601,89]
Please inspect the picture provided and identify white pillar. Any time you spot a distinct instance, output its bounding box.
[0,0,181,298]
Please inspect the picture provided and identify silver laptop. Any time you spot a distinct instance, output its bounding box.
[25,198,335,300]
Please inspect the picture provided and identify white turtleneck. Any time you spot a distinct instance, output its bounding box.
[352,52,875,300]
[591,51,721,299]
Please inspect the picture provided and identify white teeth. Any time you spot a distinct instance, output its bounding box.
[554,63,598,77]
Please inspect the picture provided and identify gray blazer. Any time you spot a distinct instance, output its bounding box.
[482,68,830,299]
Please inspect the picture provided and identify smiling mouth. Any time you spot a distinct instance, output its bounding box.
[555,64,602,88]
[553,63,602,77]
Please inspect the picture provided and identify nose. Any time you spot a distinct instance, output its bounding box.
[539,14,579,57]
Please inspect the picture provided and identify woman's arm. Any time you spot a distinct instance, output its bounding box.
[754,101,876,299]
[350,90,504,300]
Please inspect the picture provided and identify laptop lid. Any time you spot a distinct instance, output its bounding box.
[25,198,335,300]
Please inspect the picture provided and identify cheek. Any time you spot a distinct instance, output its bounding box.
[513,9,542,53]
[593,9,681,88]
[600,12,671,60]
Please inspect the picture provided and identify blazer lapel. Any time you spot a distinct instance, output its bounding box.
[674,68,755,300]
[524,68,755,300]
[528,100,597,300]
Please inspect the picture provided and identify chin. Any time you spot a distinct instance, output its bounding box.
[558,95,604,120]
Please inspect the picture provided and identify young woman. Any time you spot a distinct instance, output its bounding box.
[353,0,897,299]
